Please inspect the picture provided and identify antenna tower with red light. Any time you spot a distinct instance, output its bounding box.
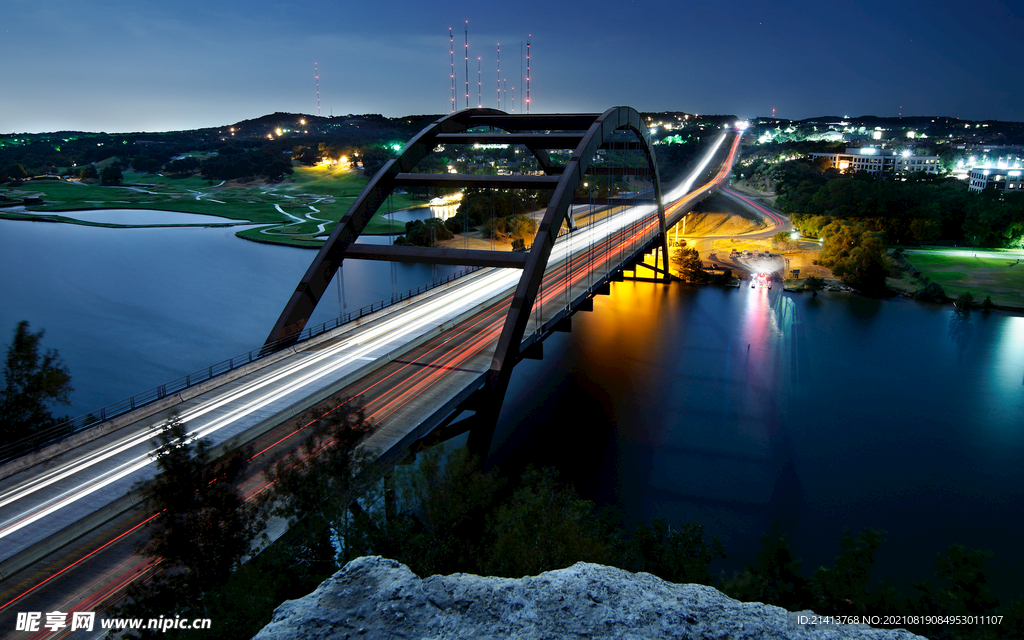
[315,62,321,117]
[526,36,531,114]
[464,21,469,110]
[449,28,456,113]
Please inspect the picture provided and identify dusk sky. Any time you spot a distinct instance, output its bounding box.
[3,0,1022,134]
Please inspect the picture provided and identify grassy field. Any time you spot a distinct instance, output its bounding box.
[0,164,430,248]
[896,248,1024,308]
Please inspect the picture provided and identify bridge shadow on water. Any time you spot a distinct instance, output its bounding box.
[482,281,805,573]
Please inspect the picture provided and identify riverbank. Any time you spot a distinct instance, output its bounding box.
[669,190,835,289]
[887,246,1024,310]
[723,181,1024,310]
[0,165,429,249]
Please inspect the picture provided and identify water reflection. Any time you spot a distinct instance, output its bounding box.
[492,282,1024,599]
[948,309,974,362]
[429,203,459,221]
[383,203,460,224]
[847,295,884,324]
[995,316,1024,387]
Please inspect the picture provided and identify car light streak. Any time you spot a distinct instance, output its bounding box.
[5,171,684,543]
[664,133,727,202]
[721,187,785,230]
[0,512,159,612]
[1,131,736,617]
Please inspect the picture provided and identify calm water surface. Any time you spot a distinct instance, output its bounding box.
[3,217,1021,599]
[0,218,453,415]
[491,281,1024,598]
[24,209,248,225]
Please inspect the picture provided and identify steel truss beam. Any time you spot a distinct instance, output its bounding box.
[474,107,668,450]
[263,107,668,448]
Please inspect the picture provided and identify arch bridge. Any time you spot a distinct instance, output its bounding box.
[265,106,708,447]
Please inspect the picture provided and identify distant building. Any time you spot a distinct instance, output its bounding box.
[893,152,941,175]
[809,147,941,175]
[968,167,1024,193]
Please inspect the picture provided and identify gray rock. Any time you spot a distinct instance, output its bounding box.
[252,556,926,640]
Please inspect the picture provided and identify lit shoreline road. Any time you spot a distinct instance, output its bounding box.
[669,182,793,284]
[0,133,742,626]
[720,187,790,234]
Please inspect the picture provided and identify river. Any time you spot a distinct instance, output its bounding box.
[0,218,455,414]
[2,216,1022,601]
[490,279,1024,600]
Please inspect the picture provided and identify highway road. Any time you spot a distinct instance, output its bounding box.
[0,130,741,638]
[670,183,794,285]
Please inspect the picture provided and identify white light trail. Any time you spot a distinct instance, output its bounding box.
[0,134,728,545]
[663,133,726,202]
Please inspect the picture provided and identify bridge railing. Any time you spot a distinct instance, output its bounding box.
[0,265,484,465]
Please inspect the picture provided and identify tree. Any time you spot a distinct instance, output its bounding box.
[263,402,372,564]
[675,246,710,283]
[485,213,538,242]
[815,221,889,294]
[379,446,505,577]
[0,321,73,443]
[132,155,163,174]
[4,163,28,183]
[623,517,724,585]
[804,276,826,296]
[164,156,201,177]
[710,267,734,285]
[78,164,98,180]
[771,230,797,251]
[811,528,887,616]
[485,466,615,578]
[394,218,455,247]
[909,545,1001,640]
[124,414,264,622]
[456,188,542,224]
[359,146,394,178]
[100,164,123,185]
[721,534,812,610]
[955,292,975,312]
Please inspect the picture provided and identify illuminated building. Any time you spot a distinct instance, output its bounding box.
[809,148,941,175]
[968,167,1024,193]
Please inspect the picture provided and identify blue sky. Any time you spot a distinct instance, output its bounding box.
[2,0,1022,133]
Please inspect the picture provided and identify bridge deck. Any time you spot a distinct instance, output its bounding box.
[0,130,740,587]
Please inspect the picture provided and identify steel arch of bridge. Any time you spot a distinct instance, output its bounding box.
[264,106,668,426]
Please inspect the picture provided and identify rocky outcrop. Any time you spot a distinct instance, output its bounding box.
[252,556,926,640]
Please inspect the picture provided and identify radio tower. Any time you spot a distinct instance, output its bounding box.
[314,62,321,117]
[526,35,531,114]
[477,57,482,108]
[496,44,501,109]
[464,21,470,110]
[449,28,456,113]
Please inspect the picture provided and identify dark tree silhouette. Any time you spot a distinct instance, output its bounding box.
[0,321,72,443]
